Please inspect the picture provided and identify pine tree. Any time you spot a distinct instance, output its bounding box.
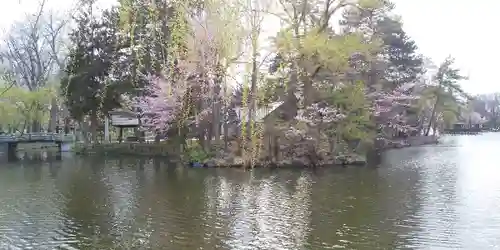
[61,4,122,141]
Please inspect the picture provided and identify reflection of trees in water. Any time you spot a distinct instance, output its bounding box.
[6,150,65,166]
[58,159,115,248]
[48,158,61,178]
[101,158,144,248]
[203,174,232,247]
[251,172,312,249]
[396,148,459,248]
[17,150,65,183]
[153,167,208,248]
[69,154,429,249]
[22,161,43,183]
[380,147,461,248]
[304,167,424,249]
[0,152,439,249]
[98,157,210,249]
[201,170,312,249]
[0,160,66,249]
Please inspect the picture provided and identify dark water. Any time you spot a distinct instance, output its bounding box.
[1,135,500,249]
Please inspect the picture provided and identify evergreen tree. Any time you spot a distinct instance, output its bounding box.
[61,4,122,140]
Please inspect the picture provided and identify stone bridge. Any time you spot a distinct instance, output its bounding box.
[0,133,75,161]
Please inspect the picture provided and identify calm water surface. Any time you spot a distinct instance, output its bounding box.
[1,134,500,249]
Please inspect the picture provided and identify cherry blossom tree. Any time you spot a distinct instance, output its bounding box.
[370,83,420,140]
[133,76,187,132]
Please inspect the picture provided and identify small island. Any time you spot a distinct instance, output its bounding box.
[0,0,496,169]
[2,0,500,249]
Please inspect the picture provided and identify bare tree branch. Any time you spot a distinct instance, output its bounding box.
[0,0,70,90]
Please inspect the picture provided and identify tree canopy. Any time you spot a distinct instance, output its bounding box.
[0,0,477,166]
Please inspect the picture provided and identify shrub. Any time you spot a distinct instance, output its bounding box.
[185,141,212,163]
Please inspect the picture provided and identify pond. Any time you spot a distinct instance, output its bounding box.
[0,134,499,249]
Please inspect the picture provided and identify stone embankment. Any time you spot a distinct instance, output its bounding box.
[74,136,439,168]
[385,135,439,149]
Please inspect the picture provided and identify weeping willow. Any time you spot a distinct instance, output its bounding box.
[0,86,54,133]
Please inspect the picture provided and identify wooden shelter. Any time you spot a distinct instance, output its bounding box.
[107,109,140,142]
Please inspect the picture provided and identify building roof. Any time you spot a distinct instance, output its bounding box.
[234,101,285,124]
[108,109,136,117]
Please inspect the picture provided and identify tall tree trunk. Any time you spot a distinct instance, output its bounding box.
[426,94,441,136]
[223,122,229,150]
[25,122,30,135]
[79,121,90,144]
[207,124,213,143]
[155,129,161,143]
[90,110,98,143]
[247,52,258,138]
[212,66,223,145]
[285,62,299,119]
[223,105,230,150]
[48,98,58,132]
[31,121,39,133]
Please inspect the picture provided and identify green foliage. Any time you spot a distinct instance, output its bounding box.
[302,31,379,72]
[435,56,468,93]
[329,82,374,141]
[62,6,124,120]
[257,78,286,105]
[117,0,193,84]
[274,28,379,73]
[358,0,390,9]
[433,57,468,117]
[0,86,53,131]
[58,0,470,163]
[378,17,424,86]
[185,141,212,163]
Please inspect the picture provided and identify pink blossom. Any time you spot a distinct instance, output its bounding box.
[133,76,187,132]
[296,103,347,126]
[369,84,420,135]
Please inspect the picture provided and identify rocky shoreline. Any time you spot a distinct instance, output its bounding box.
[196,136,440,168]
[385,135,439,149]
[74,136,439,168]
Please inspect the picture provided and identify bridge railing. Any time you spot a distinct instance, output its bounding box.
[0,135,16,142]
[0,133,75,142]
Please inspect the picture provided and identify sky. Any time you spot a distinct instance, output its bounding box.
[0,0,496,95]
[393,0,499,95]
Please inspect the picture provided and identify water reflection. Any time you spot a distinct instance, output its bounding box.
[207,170,313,250]
[1,135,500,249]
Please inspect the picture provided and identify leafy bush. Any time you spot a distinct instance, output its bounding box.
[185,141,212,163]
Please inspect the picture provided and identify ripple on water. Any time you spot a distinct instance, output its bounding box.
[2,138,500,249]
